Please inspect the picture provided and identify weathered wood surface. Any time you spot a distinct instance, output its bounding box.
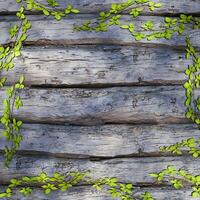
[0,155,199,184]
[2,45,192,87]
[1,0,200,15]
[0,86,191,125]
[0,1,200,199]
[0,124,199,157]
[0,186,194,200]
[1,15,199,47]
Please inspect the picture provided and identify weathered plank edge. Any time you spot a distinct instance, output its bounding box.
[0,0,200,15]
[0,15,199,47]
[2,45,192,87]
[0,85,191,125]
[0,155,199,184]
[0,124,199,157]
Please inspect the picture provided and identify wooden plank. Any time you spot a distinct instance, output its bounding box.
[0,186,194,200]
[0,124,199,157]
[0,0,200,14]
[0,86,191,125]
[0,15,199,47]
[0,155,199,184]
[2,45,191,87]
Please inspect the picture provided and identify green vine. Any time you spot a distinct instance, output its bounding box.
[0,0,80,167]
[160,137,200,158]
[151,34,200,199]
[150,166,200,197]
[184,38,200,126]
[17,0,79,20]
[74,0,162,36]
[160,39,200,158]
[0,0,200,199]
[0,76,25,167]
[74,0,200,41]
[0,171,153,200]
[0,5,31,72]
[0,3,31,167]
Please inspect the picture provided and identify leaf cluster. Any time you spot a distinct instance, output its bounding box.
[74,0,162,35]
[17,0,79,20]
[183,38,200,126]
[0,0,80,167]
[74,0,199,42]
[0,3,31,167]
[160,137,200,158]
[0,75,25,167]
[0,171,88,198]
[0,171,154,200]
[150,166,200,197]
[0,6,31,72]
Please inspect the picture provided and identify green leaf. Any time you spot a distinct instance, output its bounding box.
[47,0,59,7]
[19,75,25,84]
[71,9,79,14]
[43,9,50,16]
[121,25,129,29]
[44,189,51,195]
[192,191,199,197]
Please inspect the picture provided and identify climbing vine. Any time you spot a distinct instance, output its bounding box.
[0,171,153,200]
[150,166,200,197]
[17,0,79,20]
[184,38,200,126]
[0,76,25,167]
[160,40,200,158]
[160,137,200,158]
[75,0,199,41]
[0,0,200,199]
[149,34,200,199]
[0,3,30,167]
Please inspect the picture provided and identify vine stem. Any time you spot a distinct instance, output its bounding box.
[86,2,150,26]
[22,0,61,12]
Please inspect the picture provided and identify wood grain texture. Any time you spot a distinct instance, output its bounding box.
[0,0,200,14]
[0,124,199,157]
[0,155,199,184]
[0,86,192,125]
[0,186,194,200]
[2,45,191,87]
[0,1,199,200]
[0,15,199,47]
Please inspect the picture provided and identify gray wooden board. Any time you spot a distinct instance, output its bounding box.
[0,15,199,47]
[0,1,200,199]
[0,124,199,157]
[0,155,199,185]
[0,86,192,125]
[2,45,192,86]
[0,186,194,200]
[0,0,200,14]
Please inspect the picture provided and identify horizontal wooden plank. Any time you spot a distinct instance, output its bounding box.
[0,186,194,200]
[0,86,191,125]
[2,45,191,87]
[1,0,200,15]
[0,124,199,157]
[0,155,199,184]
[0,15,199,47]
